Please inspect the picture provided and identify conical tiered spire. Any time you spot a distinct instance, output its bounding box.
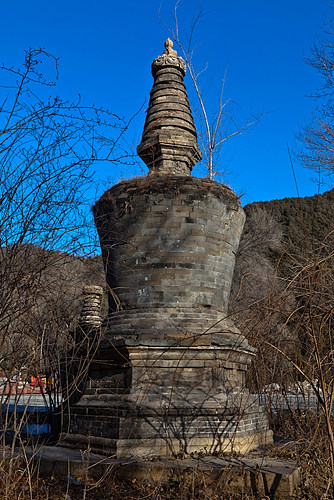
[137,39,202,175]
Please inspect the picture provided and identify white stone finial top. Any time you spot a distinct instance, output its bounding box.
[163,38,177,57]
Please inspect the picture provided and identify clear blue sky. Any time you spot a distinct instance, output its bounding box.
[1,0,331,205]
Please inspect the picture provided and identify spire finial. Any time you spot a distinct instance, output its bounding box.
[163,38,177,57]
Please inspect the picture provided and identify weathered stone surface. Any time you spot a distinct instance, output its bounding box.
[78,285,103,327]
[137,39,201,175]
[62,39,273,460]
[93,176,245,334]
[61,342,273,458]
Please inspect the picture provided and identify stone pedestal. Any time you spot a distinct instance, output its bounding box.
[61,337,272,458]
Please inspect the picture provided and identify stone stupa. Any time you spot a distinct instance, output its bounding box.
[61,39,273,458]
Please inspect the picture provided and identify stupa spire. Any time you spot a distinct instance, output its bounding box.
[137,39,202,176]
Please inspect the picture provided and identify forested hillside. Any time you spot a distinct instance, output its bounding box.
[244,188,334,251]
[0,247,105,375]
[231,187,334,390]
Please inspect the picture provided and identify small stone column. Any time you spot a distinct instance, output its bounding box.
[78,285,103,328]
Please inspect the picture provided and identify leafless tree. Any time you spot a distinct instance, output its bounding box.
[0,47,128,388]
[160,1,261,180]
[298,16,334,184]
[231,200,334,492]
[230,208,297,390]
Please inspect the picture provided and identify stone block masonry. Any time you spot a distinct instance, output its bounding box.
[61,39,273,458]
[93,175,245,341]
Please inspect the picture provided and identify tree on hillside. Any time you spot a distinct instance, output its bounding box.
[299,17,334,184]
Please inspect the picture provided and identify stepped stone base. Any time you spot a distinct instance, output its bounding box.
[61,331,273,459]
[60,429,273,459]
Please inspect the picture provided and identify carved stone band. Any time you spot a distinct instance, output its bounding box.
[152,55,186,76]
